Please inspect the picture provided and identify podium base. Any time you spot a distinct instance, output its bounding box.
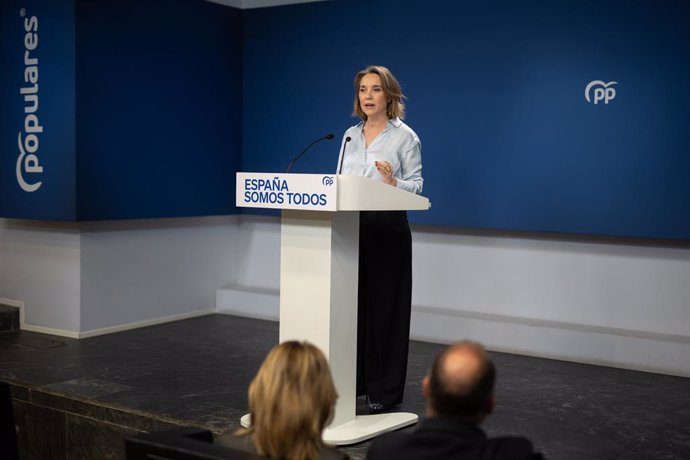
[240,412,418,446]
[322,413,418,445]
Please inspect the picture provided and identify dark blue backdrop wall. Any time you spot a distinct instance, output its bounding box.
[75,0,243,220]
[1,0,242,221]
[2,0,689,239]
[242,0,690,240]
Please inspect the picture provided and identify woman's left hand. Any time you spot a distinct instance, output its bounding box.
[375,161,397,187]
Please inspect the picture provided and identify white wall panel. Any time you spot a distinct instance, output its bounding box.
[0,219,81,333]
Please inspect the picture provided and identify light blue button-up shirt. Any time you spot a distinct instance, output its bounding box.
[337,118,423,194]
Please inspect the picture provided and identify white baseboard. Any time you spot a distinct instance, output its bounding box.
[212,288,690,377]
[411,305,690,378]
[18,308,214,339]
[20,324,81,339]
[25,280,679,377]
[78,309,215,338]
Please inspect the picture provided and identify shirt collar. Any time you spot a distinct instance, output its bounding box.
[356,117,403,131]
[389,117,403,128]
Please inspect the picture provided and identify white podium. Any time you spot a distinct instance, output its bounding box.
[236,173,430,445]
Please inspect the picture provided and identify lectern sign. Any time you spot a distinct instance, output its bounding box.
[236,172,338,211]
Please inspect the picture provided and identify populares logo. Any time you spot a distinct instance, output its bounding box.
[585,80,617,105]
[17,8,43,192]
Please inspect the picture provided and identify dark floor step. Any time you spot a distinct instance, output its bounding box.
[0,304,20,335]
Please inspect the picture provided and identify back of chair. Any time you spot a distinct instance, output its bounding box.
[0,380,20,460]
[125,427,264,460]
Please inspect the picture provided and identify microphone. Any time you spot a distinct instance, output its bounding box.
[286,133,335,173]
[337,136,352,175]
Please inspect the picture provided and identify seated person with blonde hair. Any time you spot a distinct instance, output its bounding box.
[218,341,348,460]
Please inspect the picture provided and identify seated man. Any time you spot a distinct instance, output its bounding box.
[367,341,544,460]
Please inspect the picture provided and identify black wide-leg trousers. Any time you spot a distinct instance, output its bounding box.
[357,210,412,406]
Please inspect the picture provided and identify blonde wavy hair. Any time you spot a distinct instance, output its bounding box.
[242,341,337,460]
[352,65,406,121]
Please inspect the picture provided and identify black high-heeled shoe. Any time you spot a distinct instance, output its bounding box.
[366,395,392,414]
[368,401,387,413]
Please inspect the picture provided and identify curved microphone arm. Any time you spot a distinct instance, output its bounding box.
[286,133,335,173]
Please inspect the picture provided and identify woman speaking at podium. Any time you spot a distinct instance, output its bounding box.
[336,65,423,413]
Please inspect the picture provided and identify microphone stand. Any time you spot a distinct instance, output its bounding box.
[337,136,352,175]
[286,133,334,173]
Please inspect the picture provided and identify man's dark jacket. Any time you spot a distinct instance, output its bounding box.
[366,417,545,460]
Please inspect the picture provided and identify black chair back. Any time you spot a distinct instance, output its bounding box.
[125,427,264,460]
[0,380,19,460]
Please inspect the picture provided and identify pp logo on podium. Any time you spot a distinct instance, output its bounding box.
[322,176,334,186]
[585,80,617,105]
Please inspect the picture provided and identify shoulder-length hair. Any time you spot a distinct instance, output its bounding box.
[243,341,337,460]
[352,65,406,121]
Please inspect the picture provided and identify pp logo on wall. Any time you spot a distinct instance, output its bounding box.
[16,8,43,192]
[2,0,77,220]
[17,7,43,192]
[585,80,617,105]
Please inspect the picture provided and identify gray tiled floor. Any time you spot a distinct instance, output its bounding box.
[1,314,690,459]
